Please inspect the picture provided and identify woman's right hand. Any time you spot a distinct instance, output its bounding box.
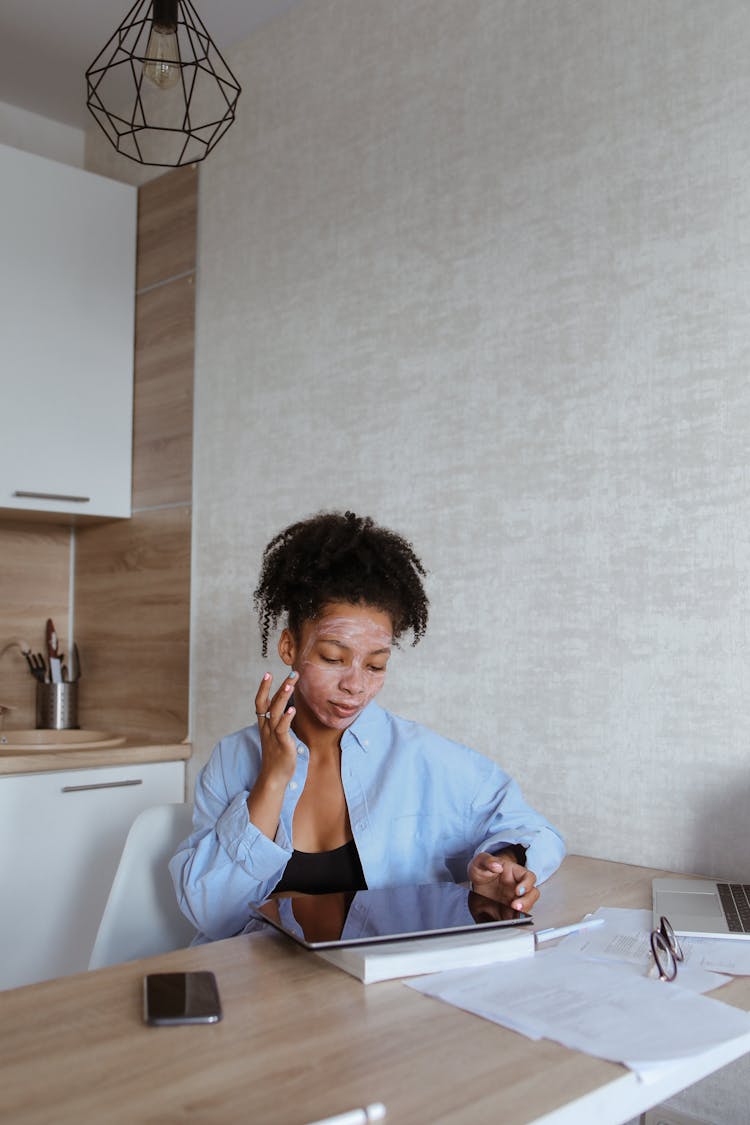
[254,670,298,784]
[246,670,299,841]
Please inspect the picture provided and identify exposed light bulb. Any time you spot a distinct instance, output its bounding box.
[144,22,181,88]
[143,1,181,90]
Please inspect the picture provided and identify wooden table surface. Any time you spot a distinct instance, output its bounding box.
[4,855,750,1125]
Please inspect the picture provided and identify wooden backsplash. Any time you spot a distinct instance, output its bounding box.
[2,165,197,740]
[0,521,70,726]
[74,507,191,740]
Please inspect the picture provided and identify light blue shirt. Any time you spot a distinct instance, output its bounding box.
[169,701,565,942]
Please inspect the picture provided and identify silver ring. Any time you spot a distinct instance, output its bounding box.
[255,711,270,719]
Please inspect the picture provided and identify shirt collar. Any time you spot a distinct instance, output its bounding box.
[343,700,386,752]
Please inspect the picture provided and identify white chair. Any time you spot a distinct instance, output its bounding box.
[88,802,197,970]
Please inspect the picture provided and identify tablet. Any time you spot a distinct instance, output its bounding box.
[252,882,532,950]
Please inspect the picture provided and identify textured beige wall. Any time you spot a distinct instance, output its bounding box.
[191,0,750,887]
[85,128,161,186]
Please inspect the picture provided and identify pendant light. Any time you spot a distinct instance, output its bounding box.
[86,0,241,167]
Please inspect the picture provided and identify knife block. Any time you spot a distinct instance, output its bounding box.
[35,682,79,730]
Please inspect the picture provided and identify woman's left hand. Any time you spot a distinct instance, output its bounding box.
[467,851,539,913]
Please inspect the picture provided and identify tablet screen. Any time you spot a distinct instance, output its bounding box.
[252,882,532,949]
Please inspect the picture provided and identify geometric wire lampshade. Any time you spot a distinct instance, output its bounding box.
[86,0,241,167]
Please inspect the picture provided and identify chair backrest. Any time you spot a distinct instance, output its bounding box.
[88,802,196,970]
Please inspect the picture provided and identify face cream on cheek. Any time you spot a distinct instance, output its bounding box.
[294,659,384,728]
[292,611,392,728]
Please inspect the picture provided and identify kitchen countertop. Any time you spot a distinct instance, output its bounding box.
[0,740,191,776]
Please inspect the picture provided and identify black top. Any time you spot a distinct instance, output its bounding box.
[273,838,367,895]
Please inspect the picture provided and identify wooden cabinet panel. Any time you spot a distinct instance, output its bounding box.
[132,275,195,508]
[136,164,197,290]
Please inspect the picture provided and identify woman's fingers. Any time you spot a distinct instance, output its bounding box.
[515,885,540,912]
[253,669,298,783]
[254,669,297,724]
[468,853,540,912]
[254,672,273,718]
[268,670,297,720]
[277,702,296,729]
[469,852,503,883]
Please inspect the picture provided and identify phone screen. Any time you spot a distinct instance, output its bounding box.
[143,971,222,1026]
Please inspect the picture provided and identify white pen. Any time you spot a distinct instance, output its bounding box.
[534,917,605,944]
[305,1102,387,1125]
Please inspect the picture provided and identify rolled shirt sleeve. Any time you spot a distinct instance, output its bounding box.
[169,738,295,940]
[463,757,565,883]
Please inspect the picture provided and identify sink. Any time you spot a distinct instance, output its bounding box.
[0,730,127,751]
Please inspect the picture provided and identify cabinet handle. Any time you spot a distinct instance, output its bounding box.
[61,779,143,793]
[14,490,91,503]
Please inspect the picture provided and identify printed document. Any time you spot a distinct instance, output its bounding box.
[407,946,750,1078]
[562,907,750,978]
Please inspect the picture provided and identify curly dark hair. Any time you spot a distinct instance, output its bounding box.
[253,510,429,656]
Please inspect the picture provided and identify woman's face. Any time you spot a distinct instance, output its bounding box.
[279,601,393,732]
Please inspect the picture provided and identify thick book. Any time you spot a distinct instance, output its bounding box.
[315,926,535,984]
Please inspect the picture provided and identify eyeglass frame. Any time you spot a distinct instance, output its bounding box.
[650,915,685,981]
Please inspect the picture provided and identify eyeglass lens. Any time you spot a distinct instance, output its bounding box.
[650,915,684,981]
[659,916,684,963]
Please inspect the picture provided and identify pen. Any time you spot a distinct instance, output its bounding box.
[534,917,605,944]
[305,1102,387,1125]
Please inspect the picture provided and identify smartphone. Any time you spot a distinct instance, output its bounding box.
[143,971,222,1026]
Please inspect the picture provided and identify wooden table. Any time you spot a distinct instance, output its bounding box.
[4,856,750,1125]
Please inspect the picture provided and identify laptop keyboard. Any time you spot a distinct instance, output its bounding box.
[717,883,750,933]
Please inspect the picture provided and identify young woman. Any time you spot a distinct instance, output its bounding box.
[170,511,565,942]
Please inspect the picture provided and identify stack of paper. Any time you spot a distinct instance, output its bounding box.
[407,915,750,1078]
[560,906,750,978]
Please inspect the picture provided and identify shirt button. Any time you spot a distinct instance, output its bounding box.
[289,781,298,791]
[363,739,369,746]
[357,821,366,831]
[296,745,305,756]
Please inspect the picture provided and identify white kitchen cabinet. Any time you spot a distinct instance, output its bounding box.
[0,759,185,990]
[0,143,136,519]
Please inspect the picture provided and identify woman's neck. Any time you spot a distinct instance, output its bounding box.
[291,706,343,757]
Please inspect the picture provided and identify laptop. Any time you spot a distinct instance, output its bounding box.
[251,882,532,950]
[652,877,750,940]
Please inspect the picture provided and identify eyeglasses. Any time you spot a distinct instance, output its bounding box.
[649,915,685,981]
